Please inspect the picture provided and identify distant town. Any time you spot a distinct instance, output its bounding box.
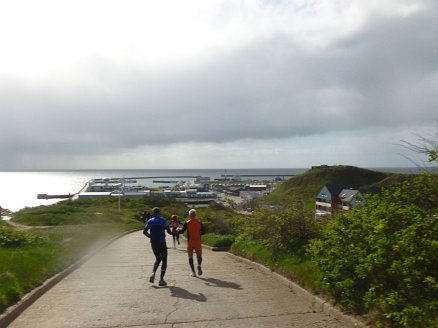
[35,165,396,217]
[37,174,291,208]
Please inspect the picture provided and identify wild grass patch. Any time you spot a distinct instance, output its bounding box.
[231,236,323,293]
[202,233,235,248]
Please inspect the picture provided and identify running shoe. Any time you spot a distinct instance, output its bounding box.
[149,273,155,283]
[197,265,203,276]
[158,279,167,286]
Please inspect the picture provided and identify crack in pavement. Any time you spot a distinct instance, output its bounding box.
[165,291,180,324]
[163,310,328,326]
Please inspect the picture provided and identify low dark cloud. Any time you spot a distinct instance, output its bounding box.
[0,3,437,169]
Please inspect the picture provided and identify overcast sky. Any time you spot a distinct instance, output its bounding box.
[0,0,437,170]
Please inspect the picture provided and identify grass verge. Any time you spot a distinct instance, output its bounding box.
[201,233,235,248]
[230,237,323,294]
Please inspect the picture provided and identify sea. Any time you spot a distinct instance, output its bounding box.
[0,167,422,213]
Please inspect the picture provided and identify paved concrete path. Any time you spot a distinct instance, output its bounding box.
[8,231,357,328]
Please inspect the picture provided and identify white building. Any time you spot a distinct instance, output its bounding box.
[315,184,371,217]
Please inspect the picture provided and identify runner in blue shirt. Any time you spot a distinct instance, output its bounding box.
[143,207,171,286]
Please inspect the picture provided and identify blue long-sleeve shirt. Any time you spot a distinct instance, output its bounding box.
[143,215,171,243]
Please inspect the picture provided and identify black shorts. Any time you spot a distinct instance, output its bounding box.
[151,241,167,261]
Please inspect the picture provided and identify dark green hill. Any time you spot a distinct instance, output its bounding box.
[261,165,412,207]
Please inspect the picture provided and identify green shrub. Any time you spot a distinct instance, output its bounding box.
[0,224,46,248]
[239,204,322,253]
[308,174,438,327]
[202,233,235,248]
[230,203,326,292]
[231,235,273,264]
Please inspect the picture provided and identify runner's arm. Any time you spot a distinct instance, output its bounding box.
[179,222,188,234]
[166,226,172,235]
[143,227,151,238]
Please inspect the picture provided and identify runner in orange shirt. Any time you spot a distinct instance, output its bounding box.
[179,209,205,276]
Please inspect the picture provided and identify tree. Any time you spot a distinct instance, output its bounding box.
[400,125,438,172]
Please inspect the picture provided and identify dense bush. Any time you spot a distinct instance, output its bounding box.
[202,233,235,248]
[239,203,322,253]
[0,223,46,248]
[308,174,438,327]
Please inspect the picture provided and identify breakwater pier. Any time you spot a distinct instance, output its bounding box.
[37,194,72,200]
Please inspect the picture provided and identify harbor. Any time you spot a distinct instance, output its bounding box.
[34,173,285,208]
[0,169,306,212]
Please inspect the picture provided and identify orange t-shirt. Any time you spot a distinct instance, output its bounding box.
[185,218,202,246]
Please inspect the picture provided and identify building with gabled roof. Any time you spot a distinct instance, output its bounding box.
[315,184,378,218]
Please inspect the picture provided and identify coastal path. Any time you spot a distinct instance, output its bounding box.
[6,231,364,328]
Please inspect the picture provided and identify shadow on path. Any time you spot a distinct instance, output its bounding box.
[162,286,207,302]
[198,277,242,289]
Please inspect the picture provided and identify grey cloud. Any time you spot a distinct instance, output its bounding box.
[329,8,438,124]
[1,3,437,168]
